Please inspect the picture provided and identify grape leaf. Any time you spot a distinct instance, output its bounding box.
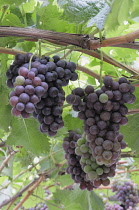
[48,185,104,210]
[87,4,111,30]
[7,117,50,155]
[57,0,106,24]
[120,114,139,155]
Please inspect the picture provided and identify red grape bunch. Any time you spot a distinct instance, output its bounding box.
[9,67,48,119]
[66,76,135,166]
[6,52,78,136]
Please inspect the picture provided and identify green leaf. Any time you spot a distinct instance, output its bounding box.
[49,185,104,210]
[105,0,133,30]
[0,0,27,7]
[58,0,106,24]
[120,114,139,155]
[63,112,83,131]
[87,4,111,30]
[7,118,50,155]
[2,13,24,27]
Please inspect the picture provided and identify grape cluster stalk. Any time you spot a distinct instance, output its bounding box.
[6,53,78,136]
[65,76,136,188]
[112,180,139,210]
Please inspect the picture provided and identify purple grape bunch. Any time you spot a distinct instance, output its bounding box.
[112,180,139,210]
[63,130,96,191]
[105,203,123,210]
[6,53,78,136]
[66,76,136,166]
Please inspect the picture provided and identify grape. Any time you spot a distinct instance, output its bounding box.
[66,62,76,72]
[95,137,104,146]
[94,146,103,155]
[88,171,97,180]
[97,121,107,130]
[103,76,112,87]
[11,107,21,116]
[85,85,94,94]
[48,87,58,97]
[80,144,89,153]
[25,85,35,95]
[10,96,19,106]
[35,86,45,97]
[44,115,54,124]
[40,123,49,132]
[119,116,128,125]
[100,111,111,121]
[30,95,40,104]
[15,75,25,85]
[87,93,98,103]
[103,140,113,150]
[18,67,28,77]
[96,167,103,175]
[89,125,99,135]
[72,87,85,97]
[99,93,108,103]
[113,90,122,101]
[33,77,42,86]
[111,81,119,90]
[70,72,78,81]
[86,118,95,126]
[94,102,103,112]
[15,85,24,95]
[21,110,30,118]
[19,93,30,103]
[102,151,112,160]
[25,102,35,113]
[84,165,92,173]
[16,102,25,111]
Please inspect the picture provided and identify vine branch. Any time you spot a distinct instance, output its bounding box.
[13,175,45,210]
[0,149,19,173]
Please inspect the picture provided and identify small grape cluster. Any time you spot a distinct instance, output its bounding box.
[6,53,78,136]
[76,135,116,188]
[112,180,139,210]
[28,202,48,210]
[66,76,135,167]
[63,130,95,191]
[105,203,123,210]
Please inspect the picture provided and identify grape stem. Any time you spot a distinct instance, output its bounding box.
[99,31,103,87]
[0,149,19,173]
[127,109,139,115]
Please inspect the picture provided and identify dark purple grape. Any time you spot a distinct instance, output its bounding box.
[35,86,45,97]
[16,102,25,111]
[11,107,21,116]
[25,102,35,113]
[103,76,113,87]
[19,93,30,103]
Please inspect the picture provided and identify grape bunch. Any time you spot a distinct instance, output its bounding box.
[63,130,96,191]
[105,203,123,210]
[6,53,78,136]
[9,70,48,119]
[66,76,135,166]
[112,180,139,210]
[75,134,116,187]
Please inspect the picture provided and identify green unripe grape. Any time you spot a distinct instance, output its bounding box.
[80,144,89,153]
[103,159,111,165]
[103,166,110,173]
[86,159,92,165]
[77,138,86,146]
[15,76,25,85]
[84,165,92,173]
[99,93,108,103]
[91,162,99,170]
[96,167,103,175]
[75,147,82,155]
[91,156,96,162]
[81,157,86,163]
[88,171,98,180]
